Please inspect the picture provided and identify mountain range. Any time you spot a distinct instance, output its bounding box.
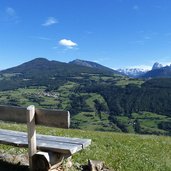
[117,68,149,78]
[1,58,171,80]
[141,64,171,78]
[117,62,171,78]
[1,58,121,76]
[0,57,171,135]
[73,60,171,79]
[0,58,124,90]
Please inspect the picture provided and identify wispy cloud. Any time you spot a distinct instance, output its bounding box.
[153,5,167,10]
[42,17,58,26]
[6,7,16,16]
[1,7,20,23]
[129,35,151,45]
[129,40,144,45]
[85,31,93,35]
[30,36,51,40]
[37,37,51,40]
[59,39,78,49]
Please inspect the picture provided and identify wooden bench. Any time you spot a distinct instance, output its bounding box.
[0,105,91,171]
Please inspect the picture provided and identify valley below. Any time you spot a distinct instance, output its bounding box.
[0,58,171,136]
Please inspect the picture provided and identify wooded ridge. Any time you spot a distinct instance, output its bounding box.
[0,58,170,135]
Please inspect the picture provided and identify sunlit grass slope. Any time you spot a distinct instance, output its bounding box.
[0,122,171,171]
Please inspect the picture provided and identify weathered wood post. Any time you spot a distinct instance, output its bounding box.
[27,105,37,171]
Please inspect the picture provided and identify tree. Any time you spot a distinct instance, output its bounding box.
[93,99,106,120]
[134,119,141,133]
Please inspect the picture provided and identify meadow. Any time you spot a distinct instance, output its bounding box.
[0,121,171,171]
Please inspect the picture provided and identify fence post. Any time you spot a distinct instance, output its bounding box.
[27,105,37,171]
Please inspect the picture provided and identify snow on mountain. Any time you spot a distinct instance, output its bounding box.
[117,68,149,77]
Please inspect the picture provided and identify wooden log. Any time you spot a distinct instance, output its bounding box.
[32,152,64,171]
[27,105,37,171]
[32,152,50,171]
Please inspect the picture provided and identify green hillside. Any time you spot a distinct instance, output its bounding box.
[0,58,120,91]
[0,58,171,135]
[0,79,170,135]
[0,122,171,171]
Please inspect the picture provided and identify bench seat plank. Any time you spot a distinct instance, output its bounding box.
[0,129,91,155]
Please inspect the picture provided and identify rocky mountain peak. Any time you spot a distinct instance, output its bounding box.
[152,62,163,70]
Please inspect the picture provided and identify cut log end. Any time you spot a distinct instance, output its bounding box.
[32,153,50,171]
[31,152,66,171]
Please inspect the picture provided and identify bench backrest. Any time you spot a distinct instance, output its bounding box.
[0,105,70,128]
[0,105,70,170]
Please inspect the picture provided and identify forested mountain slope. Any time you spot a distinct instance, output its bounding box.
[0,58,120,90]
[0,58,171,135]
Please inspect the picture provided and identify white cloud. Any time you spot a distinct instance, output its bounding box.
[42,17,58,26]
[59,39,78,49]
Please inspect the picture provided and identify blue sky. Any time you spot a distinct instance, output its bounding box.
[1,0,171,70]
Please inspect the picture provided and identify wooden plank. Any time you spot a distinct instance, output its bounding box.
[0,129,29,136]
[0,129,91,154]
[37,141,82,154]
[0,133,82,154]
[36,134,91,149]
[0,105,70,128]
[27,105,37,170]
[35,108,70,128]
[0,129,91,149]
[0,105,27,123]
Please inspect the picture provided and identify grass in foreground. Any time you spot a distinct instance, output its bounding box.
[0,122,171,171]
